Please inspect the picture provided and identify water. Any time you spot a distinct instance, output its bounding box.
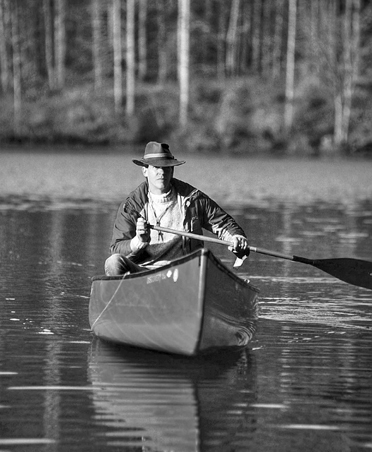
[1,151,372,451]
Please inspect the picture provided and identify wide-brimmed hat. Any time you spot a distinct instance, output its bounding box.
[132,142,185,167]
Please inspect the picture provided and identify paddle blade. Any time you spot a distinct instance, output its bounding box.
[312,258,372,290]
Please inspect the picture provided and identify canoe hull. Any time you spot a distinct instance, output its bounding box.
[89,249,259,356]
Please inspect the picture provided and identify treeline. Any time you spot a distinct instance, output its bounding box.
[0,0,371,156]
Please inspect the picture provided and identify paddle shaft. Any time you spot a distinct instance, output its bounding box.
[152,225,311,263]
[152,225,234,247]
[151,224,372,289]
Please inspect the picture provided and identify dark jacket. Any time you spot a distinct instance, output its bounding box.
[110,178,246,263]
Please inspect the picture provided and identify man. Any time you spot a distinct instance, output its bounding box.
[105,141,249,276]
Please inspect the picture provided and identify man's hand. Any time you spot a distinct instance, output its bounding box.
[136,217,150,244]
[130,217,150,253]
[229,235,250,259]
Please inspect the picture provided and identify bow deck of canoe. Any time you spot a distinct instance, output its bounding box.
[89,248,259,356]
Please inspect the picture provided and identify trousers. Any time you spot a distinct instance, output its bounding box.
[104,254,143,276]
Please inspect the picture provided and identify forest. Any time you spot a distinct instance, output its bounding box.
[1,0,372,157]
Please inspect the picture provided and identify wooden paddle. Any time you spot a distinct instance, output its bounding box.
[151,225,372,290]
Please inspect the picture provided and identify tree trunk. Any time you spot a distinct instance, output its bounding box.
[251,0,262,74]
[226,0,240,77]
[334,0,360,147]
[112,0,122,114]
[138,0,147,81]
[262,0,272,75]
[43,0,55,90]
[272,0,284,78]
[10,0,21,135]
[202,0,212,71]
[309,0,321,74]
[0,0,10,92]
[178,0,190,128]
[327,0,338,87]
[92,0,103,90]
[216,1,227,79]
[157,0,167,84]
[54,0,66,89]
[284,0,297,132]
[239,1,251,73]
[126,0,135,117]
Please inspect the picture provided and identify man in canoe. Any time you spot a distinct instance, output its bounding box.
[104,141,250,275]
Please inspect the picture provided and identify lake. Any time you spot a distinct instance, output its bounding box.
[0,150,372,451]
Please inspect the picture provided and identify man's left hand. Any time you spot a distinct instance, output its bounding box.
[229,235,250,259]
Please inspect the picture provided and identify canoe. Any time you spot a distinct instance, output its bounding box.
[89,248,259,356]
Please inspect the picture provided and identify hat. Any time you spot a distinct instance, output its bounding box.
[133,142,185,167]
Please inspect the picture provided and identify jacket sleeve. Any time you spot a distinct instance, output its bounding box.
[109,199,152,263]
[197,193,247,242]
[109,201,136,255]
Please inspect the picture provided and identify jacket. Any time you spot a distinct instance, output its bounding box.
[110,178,246,264]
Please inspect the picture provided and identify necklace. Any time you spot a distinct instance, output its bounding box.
[148,190,175,241]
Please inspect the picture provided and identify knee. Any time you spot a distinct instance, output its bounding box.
[104,254,128,276]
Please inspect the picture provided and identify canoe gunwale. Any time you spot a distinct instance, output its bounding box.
[91,248,259,294]
[91,248,204,282]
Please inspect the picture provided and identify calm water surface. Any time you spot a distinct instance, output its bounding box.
[0,152,371,451]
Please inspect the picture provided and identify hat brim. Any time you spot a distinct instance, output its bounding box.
[133,158,185,167]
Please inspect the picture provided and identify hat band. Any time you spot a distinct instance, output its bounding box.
[144,153,174,159]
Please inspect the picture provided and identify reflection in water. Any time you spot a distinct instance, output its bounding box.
[88,339,258,451]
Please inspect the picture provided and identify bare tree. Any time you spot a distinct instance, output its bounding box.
[201,0,212,71]
[43,0,55,90]
[126,0,135,117]
[284,0,297,131]
[92,0,103,90]
[239,1,251,74]
[216,1,227,79]
[262,0,272,75]
[0,0,11,92]
[54,0,66,89]
[178,0,190,127]
[306,0,320,75]
[138,0,147,81]
[112,0,122,113]
[10,0,21,134]
[272,0,284,79]
[305,0,361,149]
[251,0,262,73]
[334,0,361,147]
[157,0,167,84]
[226,0,240,76]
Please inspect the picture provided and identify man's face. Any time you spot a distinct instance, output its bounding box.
[143,165,174,195]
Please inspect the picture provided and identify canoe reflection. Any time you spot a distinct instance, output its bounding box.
[88,338,257,451]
